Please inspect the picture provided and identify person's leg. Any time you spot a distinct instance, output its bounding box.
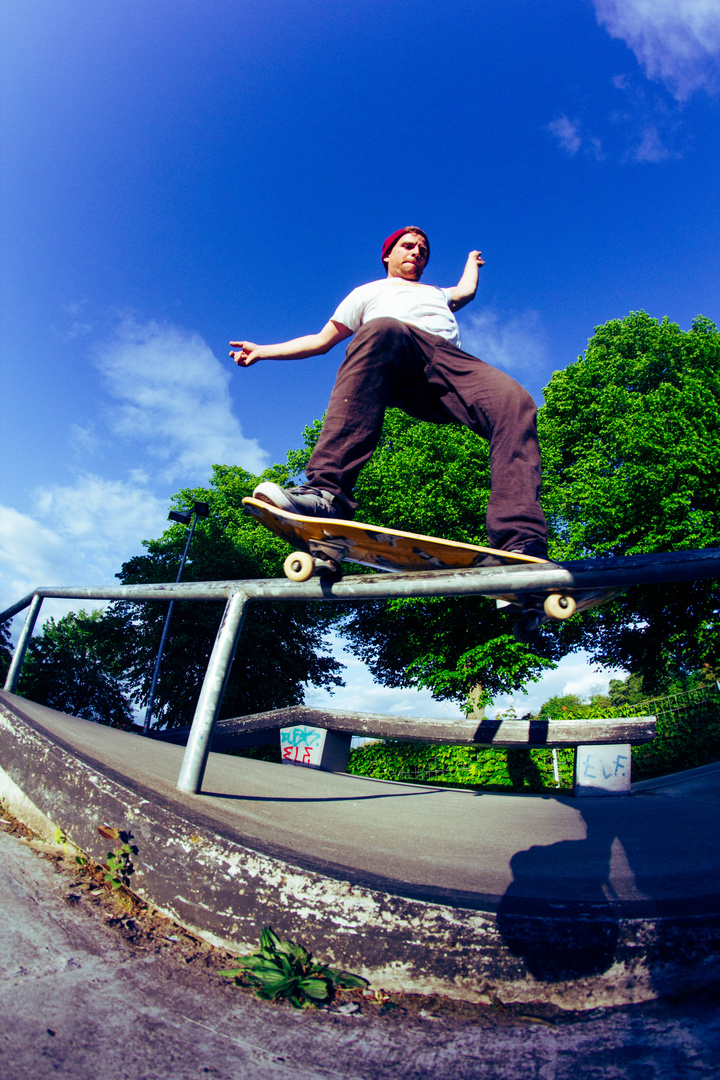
[417,336,547,553]
[256,318,546,554]
[303,318,438,515]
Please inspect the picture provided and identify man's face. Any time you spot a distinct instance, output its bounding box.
[384,232,429,280]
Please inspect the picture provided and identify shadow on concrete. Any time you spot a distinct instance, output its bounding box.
[201,787,449,804]
[497,808,622,981]
[497,783,720,988]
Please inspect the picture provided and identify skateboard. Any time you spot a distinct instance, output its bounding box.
[242,497,619,637]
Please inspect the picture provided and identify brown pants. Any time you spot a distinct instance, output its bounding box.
[306,318,547,551]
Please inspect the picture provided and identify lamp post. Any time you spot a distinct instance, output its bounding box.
[141,500,210,735]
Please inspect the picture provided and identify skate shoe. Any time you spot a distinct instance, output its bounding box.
[252,482,340,519]
[476,541,550,570]
[510,538,549,561]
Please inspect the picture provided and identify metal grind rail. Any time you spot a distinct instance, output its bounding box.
[2,546,720,794]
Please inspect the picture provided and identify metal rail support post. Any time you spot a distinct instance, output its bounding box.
[176,589,250,794]
[4,593,43,693]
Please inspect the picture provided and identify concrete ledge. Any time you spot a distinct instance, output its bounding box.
[154,705,656,750]
[1,691,719,1010]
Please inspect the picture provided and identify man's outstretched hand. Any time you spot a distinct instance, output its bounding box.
[229,320,352,367]
[229,341,263,366]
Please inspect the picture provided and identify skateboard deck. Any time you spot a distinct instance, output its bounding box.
[242,497,621,636]
[242,497,543,574]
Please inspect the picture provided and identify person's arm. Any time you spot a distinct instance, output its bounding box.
[447,251,485,312]
[229,319,353,367]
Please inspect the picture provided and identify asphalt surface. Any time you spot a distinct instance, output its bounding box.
[1,824,719,1080]
[9,694,720,913]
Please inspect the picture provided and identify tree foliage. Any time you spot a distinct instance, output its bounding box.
[540,312,720,557]
[608,672,646,707]
[18,610,134,727]
[107,465,343,729]
[347,738,574,792]
[539,312,720,692]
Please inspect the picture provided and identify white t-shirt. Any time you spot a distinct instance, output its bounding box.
[331,278,461,348]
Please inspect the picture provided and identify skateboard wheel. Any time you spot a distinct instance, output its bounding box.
[284,551,314,582]
[543,593,577,620]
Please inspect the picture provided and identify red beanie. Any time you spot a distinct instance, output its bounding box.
[381,227,430,268]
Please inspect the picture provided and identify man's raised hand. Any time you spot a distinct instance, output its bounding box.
[448,250,485,311]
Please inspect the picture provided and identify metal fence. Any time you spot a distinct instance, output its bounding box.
[630,682,720,720]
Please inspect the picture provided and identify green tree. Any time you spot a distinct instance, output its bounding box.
[107,464,343,729]
[536,692,613,719]
[608,673,646,707]
[18,610,134,727]
[539,312,720,693]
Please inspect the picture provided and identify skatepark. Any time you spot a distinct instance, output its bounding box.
[2,550,720,1016]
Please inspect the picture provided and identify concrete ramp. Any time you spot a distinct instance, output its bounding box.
[1,689,719,1010]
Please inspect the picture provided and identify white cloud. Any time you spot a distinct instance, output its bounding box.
[96,318,269,483]
[634,123,673,161]
[548,115,582,155]
[69,423,102,459]
[488,653,627,718]
[2,316,276,639]
[594,0,720,99]
[548,116,606,160]
[32,473,167,557]
[458,308,548,379]
[550,86,682,164]
[0,505,67,602]
[609,77,685,162]
[0,474,169,626]
[52,300,93,343]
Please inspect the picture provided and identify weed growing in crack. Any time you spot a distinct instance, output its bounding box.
[219,926,367,1008]
[98,825,138,889]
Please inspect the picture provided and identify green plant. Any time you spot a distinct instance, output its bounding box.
[347,739,576,792]
[98,825,138,889]
[219,927,367,1008]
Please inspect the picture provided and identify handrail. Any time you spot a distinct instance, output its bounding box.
[3,545,720,794]
[3,545,720,626]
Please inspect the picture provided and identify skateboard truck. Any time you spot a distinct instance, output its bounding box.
[283,543,344,584]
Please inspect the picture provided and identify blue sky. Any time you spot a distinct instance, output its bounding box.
[2,0,719,715]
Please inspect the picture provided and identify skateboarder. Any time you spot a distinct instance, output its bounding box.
[230,227,548,560]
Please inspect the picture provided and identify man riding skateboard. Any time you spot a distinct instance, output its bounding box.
[230,227,548,562]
